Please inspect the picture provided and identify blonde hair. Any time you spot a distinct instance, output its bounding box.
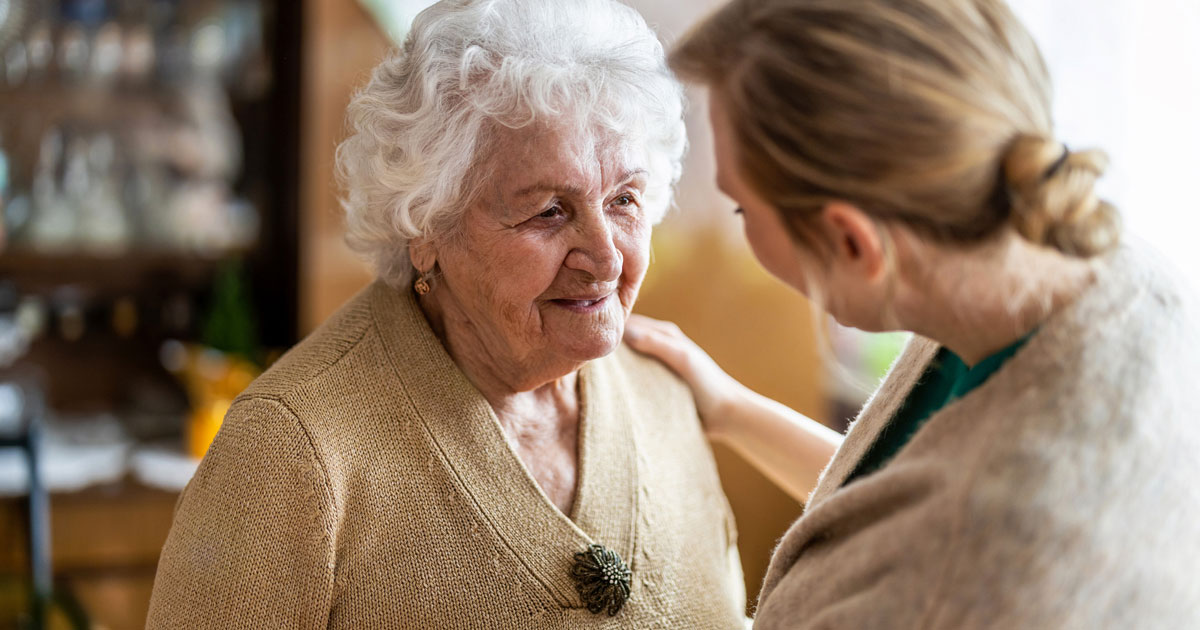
[672,0,1120,258]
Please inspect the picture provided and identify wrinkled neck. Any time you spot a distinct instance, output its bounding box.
[416,287,583,418]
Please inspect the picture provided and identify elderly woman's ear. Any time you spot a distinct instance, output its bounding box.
[409,238,438,277]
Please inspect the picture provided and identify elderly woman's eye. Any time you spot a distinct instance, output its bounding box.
[613,194,635,207]
[537,206,564,219]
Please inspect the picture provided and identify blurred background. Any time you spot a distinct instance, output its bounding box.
[0,0,1196,627]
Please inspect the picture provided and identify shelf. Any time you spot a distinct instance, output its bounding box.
[0,249,240,293]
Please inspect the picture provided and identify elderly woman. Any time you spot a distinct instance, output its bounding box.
[145,1,746,628]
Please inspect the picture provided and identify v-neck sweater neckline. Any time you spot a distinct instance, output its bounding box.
[368,281,640,609]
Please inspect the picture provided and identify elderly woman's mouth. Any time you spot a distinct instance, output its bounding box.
[550,294,612,313]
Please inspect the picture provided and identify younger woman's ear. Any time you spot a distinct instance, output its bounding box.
[819,201,886,280]
[409,238,438,275]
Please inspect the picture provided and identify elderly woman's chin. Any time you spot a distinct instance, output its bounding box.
[540,294,629,364]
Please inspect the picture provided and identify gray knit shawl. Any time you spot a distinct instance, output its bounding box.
[755,244,1200,629]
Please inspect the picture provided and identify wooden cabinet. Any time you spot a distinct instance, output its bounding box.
[1,482,178,630]
[296,0,382,333]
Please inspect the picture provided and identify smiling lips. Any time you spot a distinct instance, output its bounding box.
[550,294,612,313]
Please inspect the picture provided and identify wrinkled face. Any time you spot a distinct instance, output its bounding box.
[431,121,652,373]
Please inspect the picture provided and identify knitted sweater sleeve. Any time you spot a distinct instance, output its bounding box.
[146,397,338,629]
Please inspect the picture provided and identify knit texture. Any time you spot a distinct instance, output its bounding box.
[754,243,1200,629]
[147,281,747,629]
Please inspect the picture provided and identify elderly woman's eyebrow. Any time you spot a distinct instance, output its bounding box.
[618,168,650,188]
[511,169,650,199]
[513,182,586,198]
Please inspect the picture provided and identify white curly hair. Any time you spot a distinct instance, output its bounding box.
[335,0,687,288]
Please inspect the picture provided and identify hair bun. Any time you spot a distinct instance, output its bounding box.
[1002,135,1121,257]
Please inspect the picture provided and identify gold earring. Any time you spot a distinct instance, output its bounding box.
[414,272,432,296]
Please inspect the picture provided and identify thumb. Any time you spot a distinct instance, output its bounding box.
[625,323,692,380]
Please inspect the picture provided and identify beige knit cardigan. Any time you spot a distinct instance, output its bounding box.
[147,281,747,629]
[754,245,1200,629]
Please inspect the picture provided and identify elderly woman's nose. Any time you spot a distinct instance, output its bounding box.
[565,214,623,281]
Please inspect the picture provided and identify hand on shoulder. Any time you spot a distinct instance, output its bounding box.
[623,313,741,438]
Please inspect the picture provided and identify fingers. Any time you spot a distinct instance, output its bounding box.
[626,313,686,341]
[624,317,694,378]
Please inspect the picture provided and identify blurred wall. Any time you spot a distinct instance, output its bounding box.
[298,1,828,608]
[298,0,379,332]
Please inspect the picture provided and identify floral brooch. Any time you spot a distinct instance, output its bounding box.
[569,543,632,616]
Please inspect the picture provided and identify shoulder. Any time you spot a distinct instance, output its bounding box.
[923,246,1200,623]
[218,283,414,494]
[150,395,339,627]
[1077,241,1198,354]
[593,342,713,458]
[937,243,1200,554]
[604,341,696,404]
[238,285,378,404]
[231,282,414,446]
[1016,242,1200,426]
[179,396,340,531]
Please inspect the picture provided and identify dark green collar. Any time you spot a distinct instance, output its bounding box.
[843,331,1034,485]
[941,333,1033,402]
